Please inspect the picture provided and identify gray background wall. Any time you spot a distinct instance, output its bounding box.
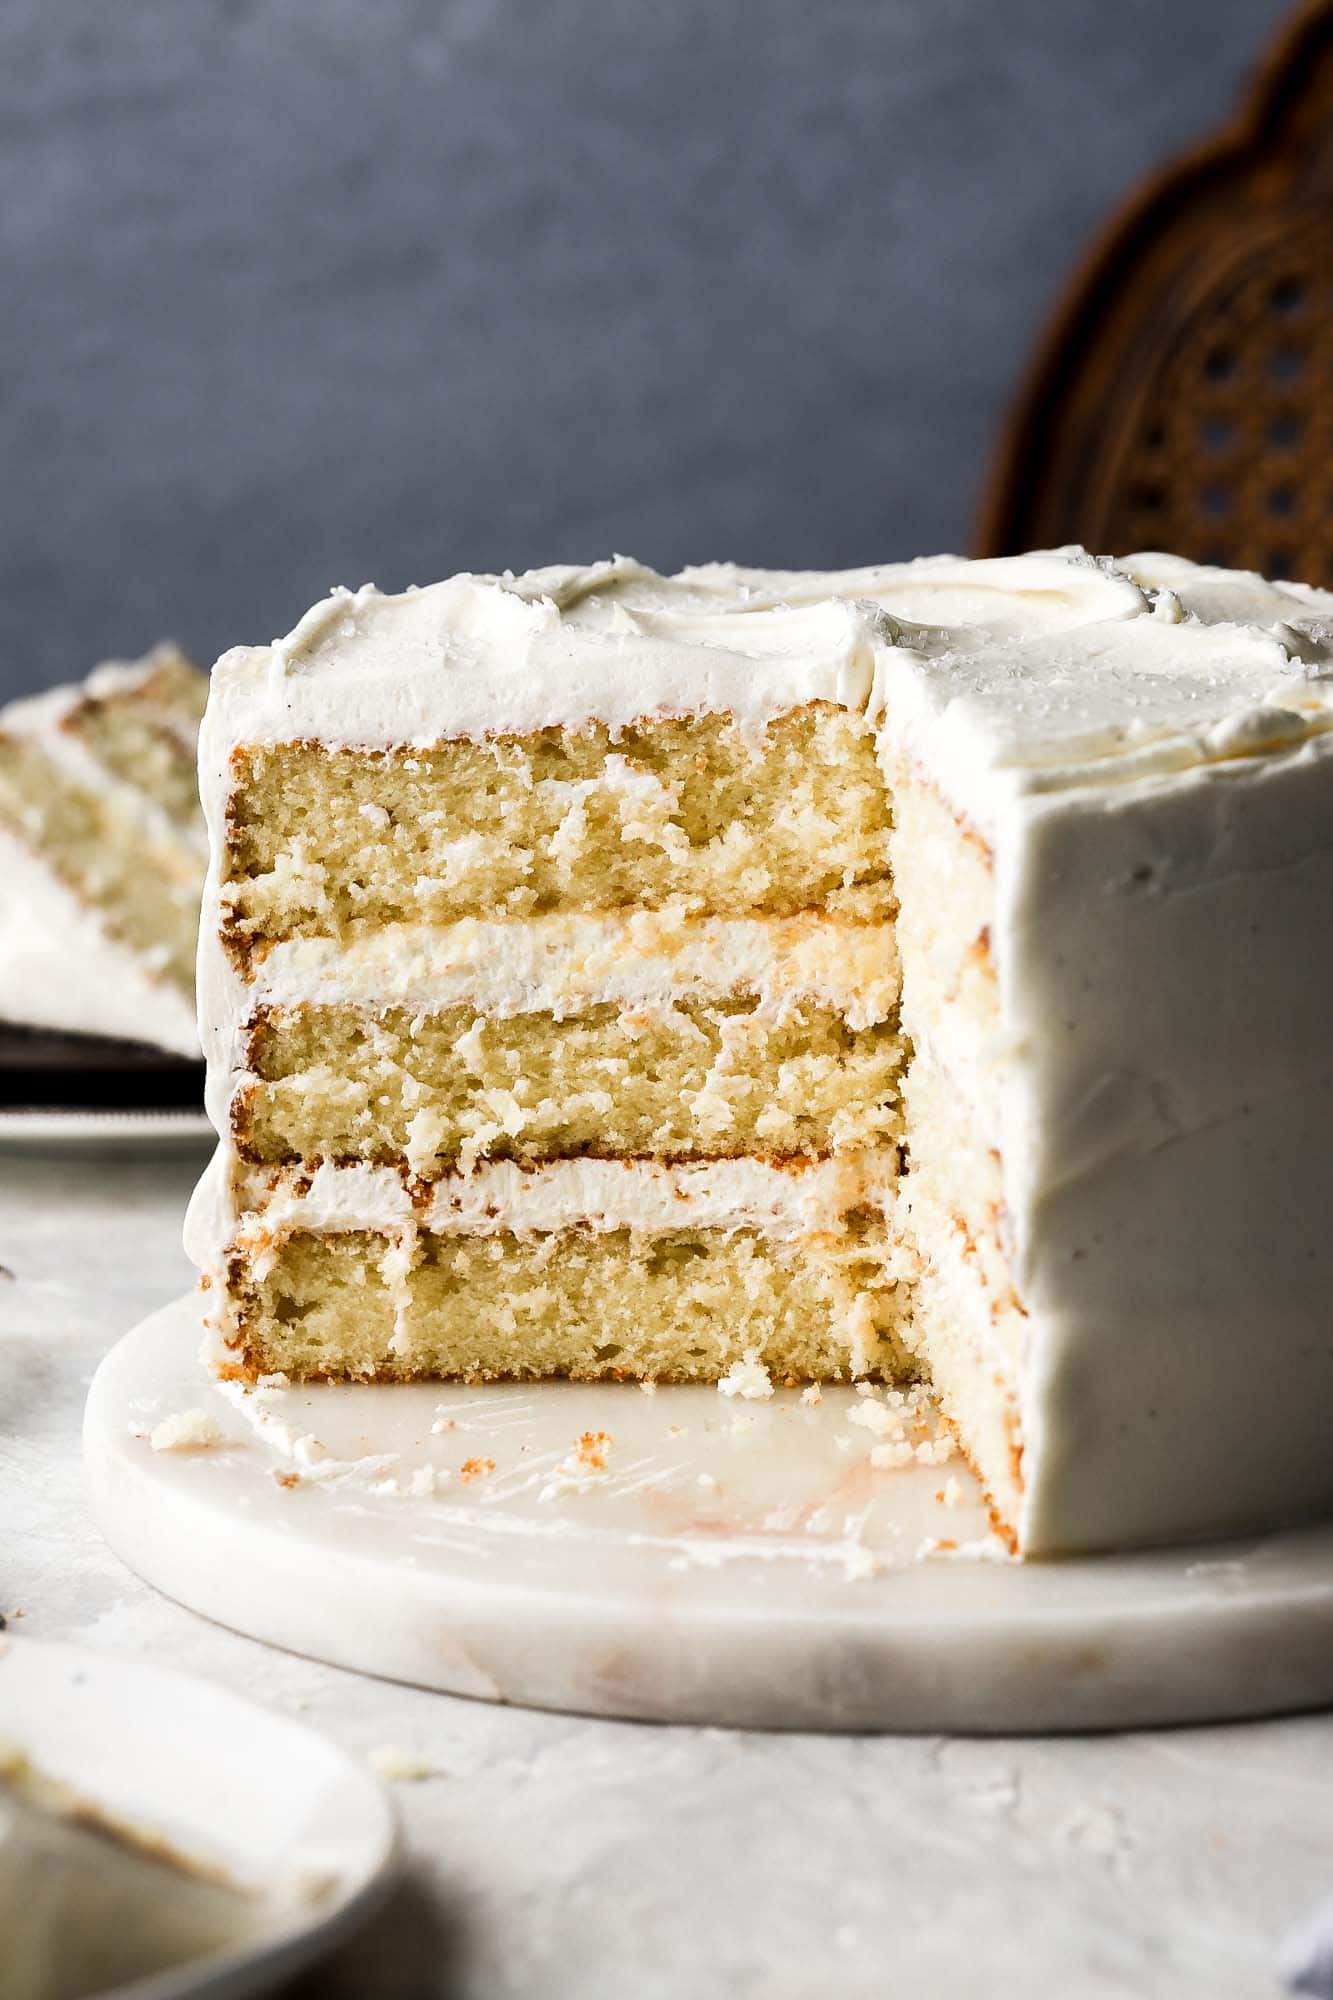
[3,0,1285,698]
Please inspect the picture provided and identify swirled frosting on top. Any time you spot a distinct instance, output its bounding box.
[206,549,1333,819]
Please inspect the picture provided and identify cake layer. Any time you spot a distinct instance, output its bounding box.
[221,706,893,949]
[232,998,907,1170]
[219,1220,912,1386]
[0,733,201,998]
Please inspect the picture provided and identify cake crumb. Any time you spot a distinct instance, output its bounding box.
[870,1440,914,1470]
[367,1744,436,1783]
[459,1456,495,1483]
[848,1400,904,1439]
[638,1379,658,1396]
[799,1385,822,1407]
[149,1409,224,1452]
[915,1436,956,1467]
[841,1541,879,1582]
[430,1414,456,1434]
[574,1430,612,1472]
[408,1464,448,1497]
[539,1431,613,1500]
[717,1350,774,1401]
[916,1531,1013,1563]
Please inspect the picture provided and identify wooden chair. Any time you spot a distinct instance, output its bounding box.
[975,0,1333,586]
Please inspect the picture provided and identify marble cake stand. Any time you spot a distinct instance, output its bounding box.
[84,1294,1333,1734]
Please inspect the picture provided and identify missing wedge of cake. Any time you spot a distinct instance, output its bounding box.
[0,646,208,1057]
[186,549,1333,1556]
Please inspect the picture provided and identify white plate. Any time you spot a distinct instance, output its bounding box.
[0,1107,213,1147]
[84,1293,1333,1733]
[0,1637,398,1998]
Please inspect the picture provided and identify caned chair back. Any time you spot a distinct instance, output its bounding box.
[976,1,1333,587]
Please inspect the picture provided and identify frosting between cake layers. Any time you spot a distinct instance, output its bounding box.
[185,1152,896,1266]
[240,914,899,1028]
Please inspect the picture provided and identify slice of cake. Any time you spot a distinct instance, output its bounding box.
[186,550,1333,1555]
[0,647,209,1058]
[0,1740,262,2000]
[191,564,913,1392]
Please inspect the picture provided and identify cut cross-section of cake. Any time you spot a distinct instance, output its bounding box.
[0,647,209,1057]
[191,565,913,1392]
[186,549,1333,1556]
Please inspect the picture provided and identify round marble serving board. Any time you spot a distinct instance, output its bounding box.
[85,1294,1333,1734]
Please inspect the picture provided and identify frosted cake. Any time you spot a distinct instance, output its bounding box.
[0,648,208,1058]
[186,549,1333,1555]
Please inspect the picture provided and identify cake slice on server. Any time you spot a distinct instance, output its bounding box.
[0,647,209,1057]
[185,550,1333,1555]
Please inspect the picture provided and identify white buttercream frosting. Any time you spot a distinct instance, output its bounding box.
[874,579,1333,832]
[247,913,898,1022]
[200,543,1333,788]
[209,559,883,749]
[185,1152,893,1270]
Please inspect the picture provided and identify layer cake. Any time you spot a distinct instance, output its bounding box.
[186,550,1333,1555]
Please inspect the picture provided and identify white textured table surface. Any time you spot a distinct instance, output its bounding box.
[4,1143,1331,2000]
